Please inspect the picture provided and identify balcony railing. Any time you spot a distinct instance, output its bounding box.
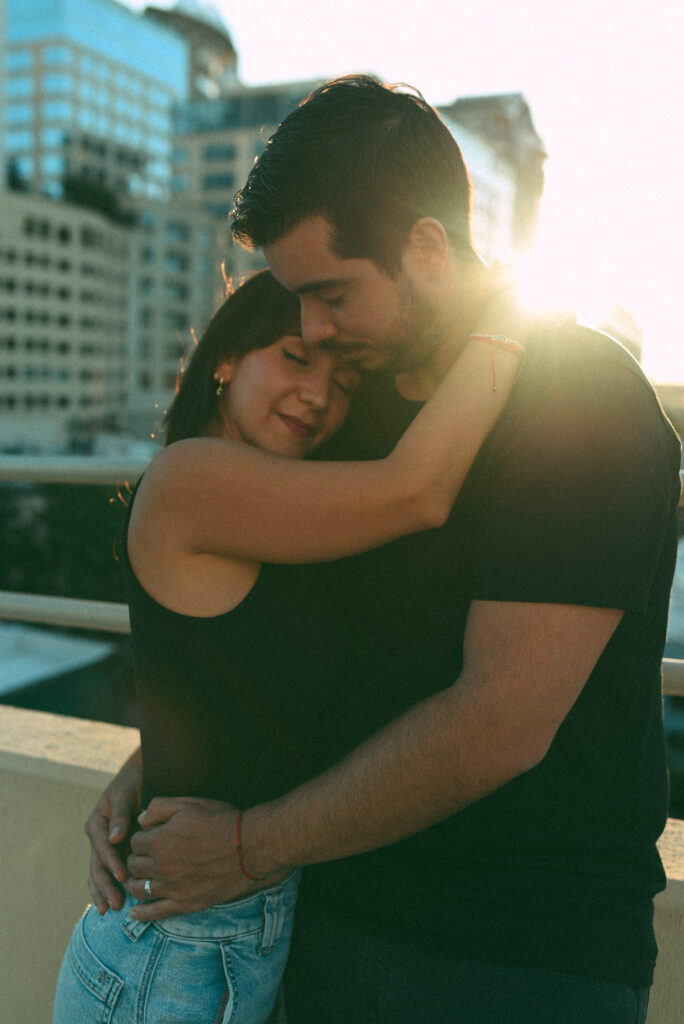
[2,457,682,690]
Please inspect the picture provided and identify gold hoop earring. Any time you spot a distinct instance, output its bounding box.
[213,373,225,397]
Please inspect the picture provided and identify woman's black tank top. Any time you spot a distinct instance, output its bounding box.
[122,487,409,810]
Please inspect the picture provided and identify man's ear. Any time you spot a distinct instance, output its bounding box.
[402,218,449,282]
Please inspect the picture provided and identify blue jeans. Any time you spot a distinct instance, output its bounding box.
[284,905,651,1024]
[53,871,298,1024]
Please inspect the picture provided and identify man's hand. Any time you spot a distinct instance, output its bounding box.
[85,747,142,915]
[124,797,290,922]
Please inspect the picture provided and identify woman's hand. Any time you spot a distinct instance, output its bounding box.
[472,269,528,344]
[84,747,142,914]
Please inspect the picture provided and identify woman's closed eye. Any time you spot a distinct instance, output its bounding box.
[281,347,308,366]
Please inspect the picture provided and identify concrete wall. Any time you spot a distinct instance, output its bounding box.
[0,706,138,1023]
[0,704,683,1023]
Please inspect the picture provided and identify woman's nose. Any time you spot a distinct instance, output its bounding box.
[299,366,333,409]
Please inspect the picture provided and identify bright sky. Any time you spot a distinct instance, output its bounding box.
[130,0,684,382]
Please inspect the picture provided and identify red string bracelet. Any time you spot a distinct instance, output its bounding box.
[468,334,526,392]
[236,810,265,882]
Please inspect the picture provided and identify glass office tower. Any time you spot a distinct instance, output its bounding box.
[5,0,187,203]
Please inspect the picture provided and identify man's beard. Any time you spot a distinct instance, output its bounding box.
[387,281,447,374]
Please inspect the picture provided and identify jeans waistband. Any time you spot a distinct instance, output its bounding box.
[121,869,300,952]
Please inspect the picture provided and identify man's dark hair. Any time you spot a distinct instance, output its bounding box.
[231,74,476,274]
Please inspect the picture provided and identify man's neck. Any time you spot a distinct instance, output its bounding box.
[395,260,492,401]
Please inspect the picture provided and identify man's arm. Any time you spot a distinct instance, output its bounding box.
[125,600,622,920]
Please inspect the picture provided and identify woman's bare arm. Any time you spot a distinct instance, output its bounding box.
[135,328,524,565]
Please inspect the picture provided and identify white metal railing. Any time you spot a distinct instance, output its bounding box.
[0,591,130,633]
[0,458,683,694]
[0,454,148,485]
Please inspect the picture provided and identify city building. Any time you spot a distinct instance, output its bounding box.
[2,0,547,450]
[144,0,239,100]
[0,190,129,448]
[439,92,546,256]
[5,0,188,204]
[1,0,222,449]
[125,197,225,439]
[171,79,320,280]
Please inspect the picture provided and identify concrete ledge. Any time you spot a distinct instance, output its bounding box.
[1,705,683,1023]
[651,816,684,1023]
[0,706,139,1024]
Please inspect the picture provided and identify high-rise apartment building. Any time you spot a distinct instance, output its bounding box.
[1,0,225,449]
[0,190,129,447]
[5,0,187,204]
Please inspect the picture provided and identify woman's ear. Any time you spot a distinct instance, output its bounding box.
[213,355,236,385]
[402,218,449,282]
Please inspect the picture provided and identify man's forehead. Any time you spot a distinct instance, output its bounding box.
[265,216,347,289]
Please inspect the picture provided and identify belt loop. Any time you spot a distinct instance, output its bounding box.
[121,909,152,941]
[259,890,281,955]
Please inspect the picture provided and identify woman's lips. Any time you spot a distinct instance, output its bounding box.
[278,414,315,438]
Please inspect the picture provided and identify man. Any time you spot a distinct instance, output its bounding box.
[89,76,680,1022]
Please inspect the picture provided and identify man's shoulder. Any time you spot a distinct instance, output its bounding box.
[518,320,673,433]
[526,320,648,387]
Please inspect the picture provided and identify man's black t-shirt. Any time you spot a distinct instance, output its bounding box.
[303,324,682,987]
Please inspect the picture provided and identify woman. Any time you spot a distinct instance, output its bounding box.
[53,269,525,1024]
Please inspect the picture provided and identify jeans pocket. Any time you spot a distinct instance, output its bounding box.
[140,935,237,1024]
[220,925,292,1024]
[53,911,123,1024]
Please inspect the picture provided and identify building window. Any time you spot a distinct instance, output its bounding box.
[40,154,66,176]
[6,129,33,149]
[6,78,34,98]
[6,105,34,125]
[203,143,236,161]
[165,281,188,302]
[41,127,67,146]
[165,252,188,273]
[42,73,72,94]
[43,99,72,119]
[204,203,230,219]
[43,46,72,66]
[6,51,33,71]
[165,222,188,243]
[202,173,235,191]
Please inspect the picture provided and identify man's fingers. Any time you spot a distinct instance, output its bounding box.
[126,851,156,880]
[124,875,165,905]
[127,896,184,923]
[137,796,187,828]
